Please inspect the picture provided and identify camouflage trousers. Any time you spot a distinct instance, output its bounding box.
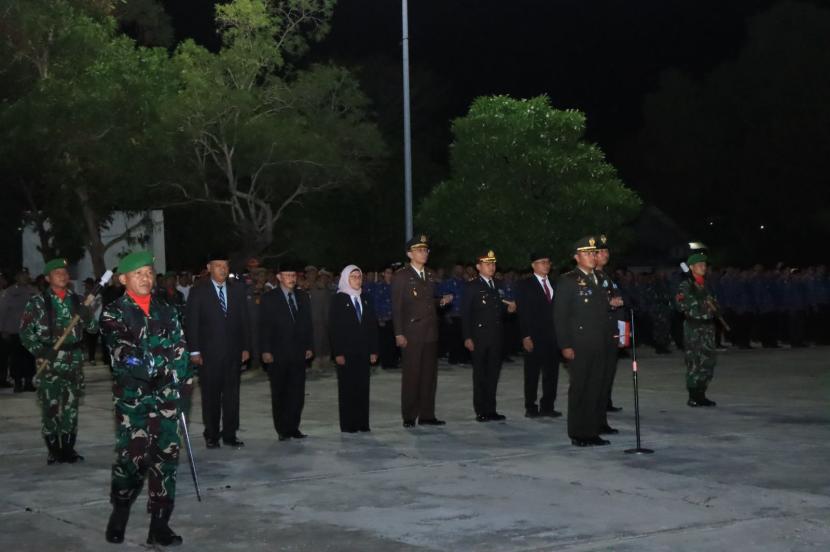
[683,320,716,390]
[111,395,180,511]
[37,352,85,437]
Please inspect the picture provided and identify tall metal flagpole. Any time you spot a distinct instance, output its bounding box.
[402,0,414,240]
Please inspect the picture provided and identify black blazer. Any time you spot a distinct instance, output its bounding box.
[516,275,558,348]
[553,269,609,350]
[259,287,313,365]
[328,292,379,357]
[185,279,251,366]
[461,277,505,341]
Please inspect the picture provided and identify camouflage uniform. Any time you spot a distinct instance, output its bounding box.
[20,288,97,459]
[675,278,717,393]
[100,293,193,512]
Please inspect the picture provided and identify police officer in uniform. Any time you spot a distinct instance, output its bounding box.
[391,235,453,428]
[594,234,625,432]
[554,237,614,447]
[461,250,516,422]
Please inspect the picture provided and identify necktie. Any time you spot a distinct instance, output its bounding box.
[420,270,425,281]
[353,296,362,322]
[218,285,227,316]
[542,278,552,302]
[488,279,495,290]
[591,273,598,286]
[287,292,298,321]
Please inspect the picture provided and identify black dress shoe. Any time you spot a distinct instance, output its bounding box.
[402,420,416,428]
[698,396,717,407]
[488,412,506,421]
[571,438,590,447]
[599,425,619,435]
[606,405,623,412]
[358,427,371,433]
[290,430,307,439]
[223,437,245,447]
[278,433,292,441]
[589,436,611,446]
[475,414,489,422]
[525,409,540,418]
[418,418,446,426]
[342,429,358,433]
[539,409,562,418]
[205,438,221,449]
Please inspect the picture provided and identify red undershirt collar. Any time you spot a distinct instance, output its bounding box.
[126,290,151,316]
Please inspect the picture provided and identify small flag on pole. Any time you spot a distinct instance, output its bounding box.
[617,320,631,348]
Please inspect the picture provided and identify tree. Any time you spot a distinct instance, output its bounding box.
[164,0,385,258]
[0,1,177,273]
[417,95,641,268]
[633,1,830,263]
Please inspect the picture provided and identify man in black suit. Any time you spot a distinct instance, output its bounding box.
[515,253,562,419]
[185,254,251,449]
[260,261,313,441]
[553,237,614,447]
[461,250,516,422]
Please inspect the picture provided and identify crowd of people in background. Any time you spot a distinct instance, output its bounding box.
[2,261,828,393]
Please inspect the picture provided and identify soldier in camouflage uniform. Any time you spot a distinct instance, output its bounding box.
[20,258,98,465]
[675,252,718,407]
[101,251,193,546]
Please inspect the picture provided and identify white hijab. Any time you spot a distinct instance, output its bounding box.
[337,264,362,298]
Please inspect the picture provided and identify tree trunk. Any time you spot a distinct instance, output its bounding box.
[74,185,107,276]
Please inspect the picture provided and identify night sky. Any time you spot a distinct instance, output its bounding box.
[168,0,776,146]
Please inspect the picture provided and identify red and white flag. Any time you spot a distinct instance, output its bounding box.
[617,320,631,348]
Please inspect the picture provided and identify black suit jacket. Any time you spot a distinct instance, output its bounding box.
[553,269,609,350]
[185,279,251,367]
[328,292,379,357]
[516,275,558,348]
[259,287,313,365]
[461,277,505,341]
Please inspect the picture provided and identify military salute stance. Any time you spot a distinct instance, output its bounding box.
[101,251,193,546]
[554,237,615,447]
[391,235,453,427]
[20,258,98,464]
[461,250,516,422]
[676,252,718,407]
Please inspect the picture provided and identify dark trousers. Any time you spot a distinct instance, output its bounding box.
[470,333,502,415]
[523,339,559,411]
[336,356,371,431]
[9,334,35,382]
[0,335,9,383]
[400,340,438,421]
[378,321,399,368]
[199,359,241,441]
[85,331,98,362]
[267,360,306,435]
[787,310,806,347]
[565,340,607,439]
[446,317,469,364]
[599,344,619,426]
[760,312,779,347]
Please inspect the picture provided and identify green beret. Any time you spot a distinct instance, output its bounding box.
[117,251,155,274]
[43,258,68,275]
[687,252,708,265]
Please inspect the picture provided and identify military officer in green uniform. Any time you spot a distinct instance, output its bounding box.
[461,250,516,422]
[676,252,718,407]
[101,251,193,546]
[554,237,615,447]
[20,258,98,465]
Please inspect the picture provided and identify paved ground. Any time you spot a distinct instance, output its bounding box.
[1,345,829,551]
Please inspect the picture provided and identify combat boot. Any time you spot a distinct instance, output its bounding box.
[697,387,717,407]
[105,498,133,544]
[44,435,63,465]
[61,433,84,463]
[147,507,183,546]
[687,389,702,407]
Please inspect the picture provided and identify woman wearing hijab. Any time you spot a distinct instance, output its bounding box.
[329,265,379,432]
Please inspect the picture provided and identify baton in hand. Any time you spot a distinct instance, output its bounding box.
[179,411,202,502]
